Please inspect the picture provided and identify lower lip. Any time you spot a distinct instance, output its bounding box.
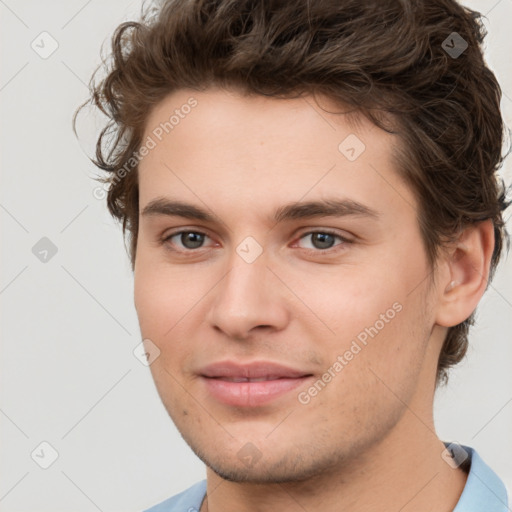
[201,376,312,407]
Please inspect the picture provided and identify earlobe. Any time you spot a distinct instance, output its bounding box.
[435,220,495,328]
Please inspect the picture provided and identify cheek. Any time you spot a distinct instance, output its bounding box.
[287,265,406,344]
[134,257,203,338]
[133,261,213,386]
[294,262,432,393]
[340,295,432,417]
[298,301,430,442]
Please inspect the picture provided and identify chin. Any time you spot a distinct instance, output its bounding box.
[207,463,326,484]
[192,442,344,484]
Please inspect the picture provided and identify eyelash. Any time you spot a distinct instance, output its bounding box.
[160,229,351,255]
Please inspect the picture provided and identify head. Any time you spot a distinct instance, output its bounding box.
[76,0,509,483]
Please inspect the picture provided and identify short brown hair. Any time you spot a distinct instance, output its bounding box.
[75,0,510,385]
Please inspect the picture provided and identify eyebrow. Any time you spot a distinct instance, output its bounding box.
[140,197,379,223]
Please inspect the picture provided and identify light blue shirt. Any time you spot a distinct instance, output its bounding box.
[143,445,509,511]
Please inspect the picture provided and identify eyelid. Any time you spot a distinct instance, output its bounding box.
[295,227,352,240]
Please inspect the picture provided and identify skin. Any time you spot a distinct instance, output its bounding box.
[133,87,494,512]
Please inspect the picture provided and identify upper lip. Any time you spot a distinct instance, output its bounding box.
[199,361,312,380]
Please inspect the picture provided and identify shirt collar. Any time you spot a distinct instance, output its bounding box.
[452,444,509,511]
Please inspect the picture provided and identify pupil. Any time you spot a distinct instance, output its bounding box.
[313,233,334,249]
[182,232,204,249]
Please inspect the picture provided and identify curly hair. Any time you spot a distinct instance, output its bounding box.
[74,0,510,386]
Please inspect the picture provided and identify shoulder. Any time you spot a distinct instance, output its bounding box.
[142,480,207,512]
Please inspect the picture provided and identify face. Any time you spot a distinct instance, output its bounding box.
[134,87,441,483]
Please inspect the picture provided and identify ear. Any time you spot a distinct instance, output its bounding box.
[435,220,495,328]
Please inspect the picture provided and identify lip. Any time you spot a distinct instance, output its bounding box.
[199,361,313,407]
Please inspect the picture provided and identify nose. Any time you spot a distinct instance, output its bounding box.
[206,252,290,341]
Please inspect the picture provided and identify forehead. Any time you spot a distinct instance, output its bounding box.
[142,87,383,153]
[137,87,415,221]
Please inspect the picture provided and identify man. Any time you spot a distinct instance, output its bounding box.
[77,0,510,510]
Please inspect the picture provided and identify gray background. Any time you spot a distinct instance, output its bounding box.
[1,1,511,511]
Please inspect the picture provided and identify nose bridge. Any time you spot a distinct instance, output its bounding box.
[223,252,268,304]
[208,246,289,338]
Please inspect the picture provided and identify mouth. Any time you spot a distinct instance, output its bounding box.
[198,361,314,407]
[213,376,295,382]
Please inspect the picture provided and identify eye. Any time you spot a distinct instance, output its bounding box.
[162,230,212,251]
[295,230,349,251]
[160,228,351,254]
